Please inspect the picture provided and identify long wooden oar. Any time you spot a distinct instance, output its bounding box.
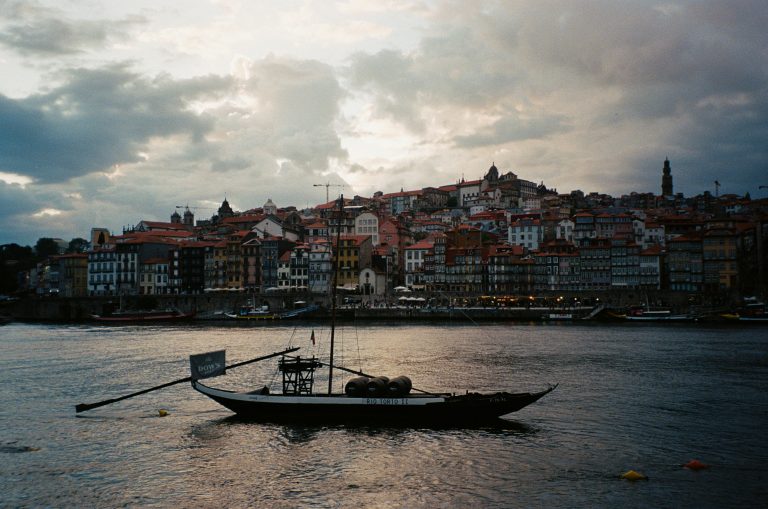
[75,347,300,413]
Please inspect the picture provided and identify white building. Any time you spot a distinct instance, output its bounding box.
[642,222,666,249]
[263,198,278,216]
[404,239,433,288]
[139,258,170,295]
[556,219,575,242]
[277,252,291,290]
[359,267,386,296]
[355,212,380,246]
[252,216,300,242]
[508,218,544,251]
[457,179,482,207]
[308,240,331,295]
[87,247,116,296]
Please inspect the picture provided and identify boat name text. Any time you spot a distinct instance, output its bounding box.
[365,397,407,405]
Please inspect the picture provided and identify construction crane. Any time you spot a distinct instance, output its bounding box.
[313,182,344,203]
[176,205,214,210]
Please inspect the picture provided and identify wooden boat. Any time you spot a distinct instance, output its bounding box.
[191,376,556,424]
[190,195,556,424]
[90,309,195,323]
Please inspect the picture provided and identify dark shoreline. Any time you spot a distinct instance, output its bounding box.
[0,293,751,324]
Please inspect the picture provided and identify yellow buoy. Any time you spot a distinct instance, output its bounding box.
[621,470,648,481]
[158,409,169,417]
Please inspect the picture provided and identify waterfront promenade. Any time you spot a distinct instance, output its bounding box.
[1,289,733,322]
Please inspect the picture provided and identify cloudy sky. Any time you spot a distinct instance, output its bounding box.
[1,0,766,245]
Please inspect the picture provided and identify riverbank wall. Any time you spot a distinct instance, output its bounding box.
[1,288,722,323]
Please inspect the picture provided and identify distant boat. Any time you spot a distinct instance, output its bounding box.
[722,298,768,323]
[734,314,768,323]
[225,305,278,320]
[543,313,573,321]
[279,303,320,319]
[90,309,195,323]
[190,195,556,425]
[621,305,691,322]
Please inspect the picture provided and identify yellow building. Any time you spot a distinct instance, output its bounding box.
[703,221,754,292]
[335,235,373,290]
[57,254,88,297]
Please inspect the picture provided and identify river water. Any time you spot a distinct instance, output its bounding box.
[1,321,766,508]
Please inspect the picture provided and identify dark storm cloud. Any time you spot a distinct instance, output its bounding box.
[0,64,231,183]
[673,92,768,194]
[0,180,77,245]
[345,1,768,196]
[348,27,522,133]
[0,17,145,56]
[0,181,38,218]
[0,0,145,56]
[454,113,570,148]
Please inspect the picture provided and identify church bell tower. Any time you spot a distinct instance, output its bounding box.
[661,158,673,198]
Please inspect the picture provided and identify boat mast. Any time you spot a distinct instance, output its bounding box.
[328,193,343,394]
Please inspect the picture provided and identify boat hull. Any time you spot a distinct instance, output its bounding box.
[192,381,556,424]
[624,315,691,321]
[90,311,195,323]
[224,313,279,320]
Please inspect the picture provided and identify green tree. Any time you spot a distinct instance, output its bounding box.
[67,238,90,253]
[34,238,60,258]
[0,243,35,293]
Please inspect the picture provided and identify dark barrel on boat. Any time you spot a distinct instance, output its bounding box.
[366,376,390,396]
[344,376,370,396]
[387,376,412,396]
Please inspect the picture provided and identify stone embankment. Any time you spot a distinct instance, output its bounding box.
[3,289,716,322]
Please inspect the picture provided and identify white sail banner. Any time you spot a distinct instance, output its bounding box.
[190,350,226,380]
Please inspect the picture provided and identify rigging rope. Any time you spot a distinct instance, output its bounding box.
[430,288,499,343]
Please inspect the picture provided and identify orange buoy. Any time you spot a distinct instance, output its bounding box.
[683,459,710,470]
[621,470,648,481]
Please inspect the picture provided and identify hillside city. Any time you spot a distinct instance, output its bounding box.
[3,160,768,310]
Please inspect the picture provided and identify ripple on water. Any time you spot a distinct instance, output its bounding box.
[1,322,767,507]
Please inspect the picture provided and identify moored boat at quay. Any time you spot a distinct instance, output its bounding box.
[224,304,278,320]
[90,309,195,323]
[720,297,768,323]
[624,306,692,321]
[601,305,693,322]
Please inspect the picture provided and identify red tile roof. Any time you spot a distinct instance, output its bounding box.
[138,221,189,230]
[405,239,434,250]
[221,214,265,224]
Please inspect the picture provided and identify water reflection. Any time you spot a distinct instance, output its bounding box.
[2,322,767,508]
